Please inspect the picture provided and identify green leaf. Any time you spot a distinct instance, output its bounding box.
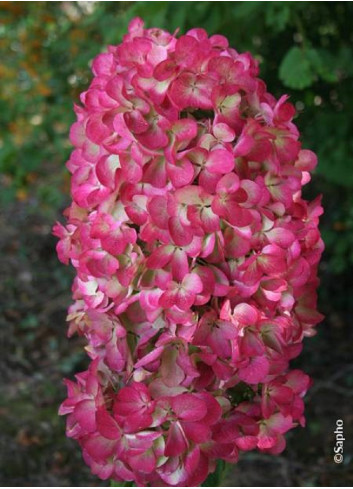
[202,460,227,487]
[265,3,291,33]
[279,46,316,89]
[110,481,135,487]
[166,3,188,32]
[231,1,265,20]
[304,111,353,188]
[129,1,168,28]
[306,48,338,83]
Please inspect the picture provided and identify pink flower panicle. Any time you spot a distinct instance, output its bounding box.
[54,18,324,486]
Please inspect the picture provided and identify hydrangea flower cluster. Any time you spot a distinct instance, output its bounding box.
[54,18,324,486]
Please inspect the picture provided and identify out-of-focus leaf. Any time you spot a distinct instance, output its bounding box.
[305,111,353,187]
[279,46,316,89]
[202,460,227,487]
[129,1,168,28]
[110,481,135,487]
[306,48,338,83]
[231,1,265,20]
[265,3,291,33]
[166,2,188,32]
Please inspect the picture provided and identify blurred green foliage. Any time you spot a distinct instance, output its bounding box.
[1,1,352,272]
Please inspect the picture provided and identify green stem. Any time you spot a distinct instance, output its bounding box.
[110,481,135,487]
[201,460,229,487]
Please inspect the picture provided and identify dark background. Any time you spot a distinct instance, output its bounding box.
[0,2,352,486]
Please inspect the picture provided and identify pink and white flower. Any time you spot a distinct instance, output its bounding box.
[55,17,324,487]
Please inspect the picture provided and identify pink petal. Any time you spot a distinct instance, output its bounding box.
[227,205,253,228]
[186,451,210,487]
[266,228,295,248]
[169,73,214,110]
[210,264,230,297]
[124,110,149,134]
[295,149,318,171]
[199,206,220,233]
[155,268,173,290]
[164,422,188,456]
[171,119,198,143]
[224,227,251,258]
[159,288,179,309]
[171,393,207,421]
[210,34,229,48]
[143,157,167,188]
[258,244,287,275]
[96,410,120,440]
[218,320,238,339]
[74,399,96,432]
[167,158,195,188]
[261,327,284,354]
[175,288,195,310]
[124,413,153,432]
[175,185,204,204]
[92,52,115,76]
[69,122,85,147]
[137,121,169,150]
[208,327,232,357]
[120,155,142,184]
[233,133,254,158]
[238,355,270,384]
[96,155,120,189]
[168,217,194,246]
[194,266,216,296]
[257,433,278,450]
[233,303,259,325]
[195,392,222,425]
[184,445,201,477]
[105,75,130,105]
[275,133,300,163]
[147,196,169,229]
[171,249,189,282]
[211,85,242,125]
[241,330,265,356]
[240,179,263,207]
[271,385,294,405]
[206,149,234,174]
[268,182,293,207]
[128,449,156,474]
[199,168,223,193]
[286,370,311,394]
[260,278,287,302]
[216,172,240,193]
[160,349,186,387]
[182,421,210,443]
[139,289,163,312]
[146,245,174,269]
[113,460,135,481]
[235,435,258,451]
[267,413,294,434]
[174,35,199,67]
[262,434,286,454]
[182,273,203,293]
[134,346,164,369]
[154,58,178,81]
[86,115,110,144]
[212,419,240,444]
[84,433,117,460]
[115,387,142,415]
[213,122,235,142]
